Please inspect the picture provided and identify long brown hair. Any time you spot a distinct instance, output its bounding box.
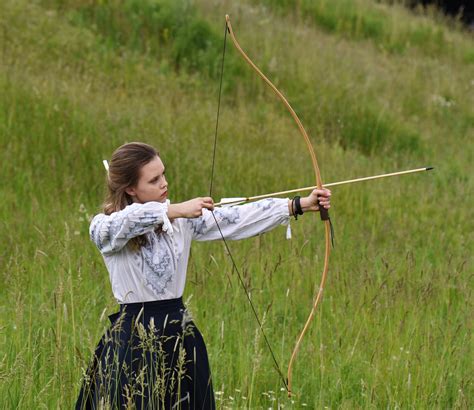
[103,142,159,250]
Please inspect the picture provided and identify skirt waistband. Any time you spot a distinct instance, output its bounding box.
[119,297,184,315]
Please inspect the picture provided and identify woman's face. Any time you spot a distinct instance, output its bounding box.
[125,156,168,203]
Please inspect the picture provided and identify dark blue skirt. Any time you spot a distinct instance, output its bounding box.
[76,298,215,409]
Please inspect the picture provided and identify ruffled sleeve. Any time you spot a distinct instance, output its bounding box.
[89,201,171,255]
[186,198,290,241]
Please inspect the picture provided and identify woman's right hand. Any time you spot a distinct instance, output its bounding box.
[168,197,214,219]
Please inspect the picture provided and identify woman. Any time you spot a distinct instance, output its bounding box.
[76,142,331,409]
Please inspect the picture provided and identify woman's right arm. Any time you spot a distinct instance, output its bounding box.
[89,201,170,254]
[90,198,213,255]
[167,197,214,219]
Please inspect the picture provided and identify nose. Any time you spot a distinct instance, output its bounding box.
[161,175,168,189]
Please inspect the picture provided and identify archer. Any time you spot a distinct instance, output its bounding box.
[76,142,331,409]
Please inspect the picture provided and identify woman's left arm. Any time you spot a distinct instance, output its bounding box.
[187,189,331,242]
[188,198,289,241]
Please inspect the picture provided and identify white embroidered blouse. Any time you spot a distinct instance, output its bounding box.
[89,198,290,303]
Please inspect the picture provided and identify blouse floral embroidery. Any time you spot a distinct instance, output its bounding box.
[89,198,290,303]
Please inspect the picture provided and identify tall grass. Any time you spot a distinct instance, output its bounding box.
[261,0,473,59]
[0,0,472,408]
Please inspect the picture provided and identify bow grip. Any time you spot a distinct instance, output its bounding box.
[318,199,330,221]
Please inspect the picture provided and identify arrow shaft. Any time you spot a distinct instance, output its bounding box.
[215,167,432,206]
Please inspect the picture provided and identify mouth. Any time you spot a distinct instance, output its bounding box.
[161,191,168,199]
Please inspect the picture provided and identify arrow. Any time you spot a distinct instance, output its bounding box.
[216,166,433,206]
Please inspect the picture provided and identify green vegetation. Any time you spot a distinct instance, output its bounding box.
[262,0,472,58]
[0,0,472,408]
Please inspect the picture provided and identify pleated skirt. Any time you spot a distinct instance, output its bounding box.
[76,298,215,410]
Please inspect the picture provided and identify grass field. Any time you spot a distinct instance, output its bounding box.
[0,0,472,408]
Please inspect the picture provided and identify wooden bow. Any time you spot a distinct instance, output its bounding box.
[225,15,332,396]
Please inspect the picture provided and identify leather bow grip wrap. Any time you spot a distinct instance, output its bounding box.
[318,200,330,221]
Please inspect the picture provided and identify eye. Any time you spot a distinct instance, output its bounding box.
[150,171,165,184]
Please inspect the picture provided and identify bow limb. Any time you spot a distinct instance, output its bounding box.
[225,15,331,396]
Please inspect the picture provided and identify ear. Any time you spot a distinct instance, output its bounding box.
[125,186,136,197]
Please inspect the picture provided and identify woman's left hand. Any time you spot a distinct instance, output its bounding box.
[304,188,331,212]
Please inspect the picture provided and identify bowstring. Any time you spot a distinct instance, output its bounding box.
[208,19,289,393]
[209,20,227,199]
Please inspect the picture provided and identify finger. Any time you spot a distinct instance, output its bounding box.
[317,195,331,204]
[202,201,214,211]
[314,189,331,197]
[203,197,214,208]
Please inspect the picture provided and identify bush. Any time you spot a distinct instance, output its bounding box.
[63,0,228,79]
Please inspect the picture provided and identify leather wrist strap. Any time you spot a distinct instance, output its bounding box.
[294,196,304,216]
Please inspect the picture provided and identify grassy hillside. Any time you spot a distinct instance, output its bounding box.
[0,0,472,408]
